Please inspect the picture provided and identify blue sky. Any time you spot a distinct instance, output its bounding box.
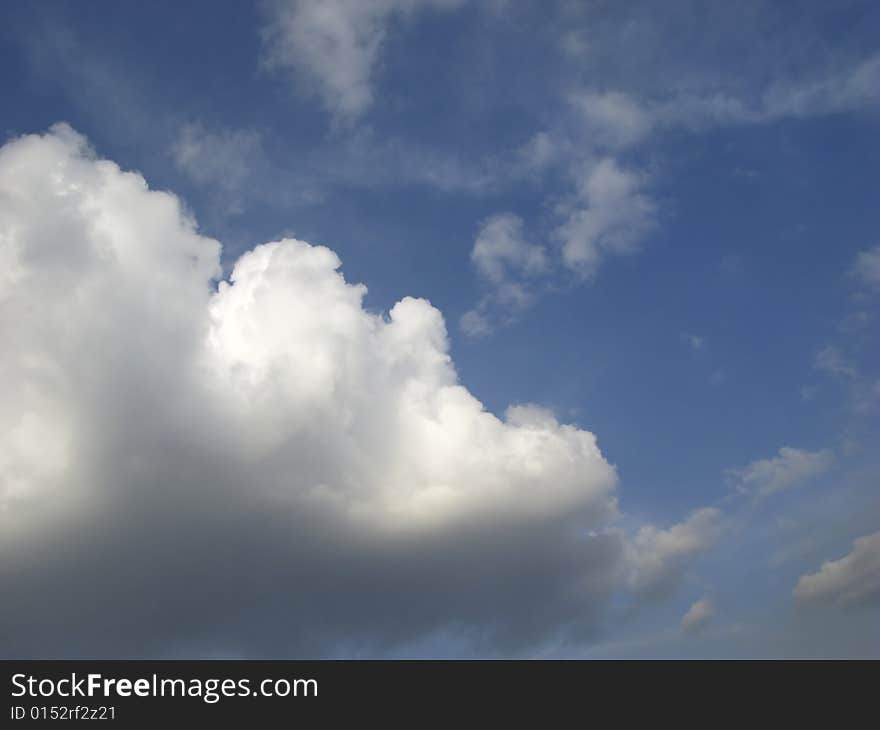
[1,1,878,657]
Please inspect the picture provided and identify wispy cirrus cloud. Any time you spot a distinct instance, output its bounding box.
[728,447,833,501]
[458,18,880,336]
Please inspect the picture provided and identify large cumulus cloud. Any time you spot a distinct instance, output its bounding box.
[0,126,712,657]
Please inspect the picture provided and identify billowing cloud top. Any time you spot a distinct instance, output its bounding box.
[204,237,617,530]
[0,125,726,657]
[0,122,616,529]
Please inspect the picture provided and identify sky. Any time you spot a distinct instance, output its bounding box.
[0,0,878,658]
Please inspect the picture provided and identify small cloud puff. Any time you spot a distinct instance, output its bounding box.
[729,447,833,501]
[794,533,880,608]
[680,598,715,635]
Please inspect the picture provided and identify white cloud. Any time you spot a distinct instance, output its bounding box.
[496,51,880,306]
[207,244,614,529]
[261,0,462,121]
[813,343,879,417]
[680,598,715,635]
[459,307,492,338]
[853,245,880,290]
[470,214,547,288]
[1,123,615,533]
[173,123,262,187]
[760,54,880,121]
[171,123,266,213]
[555,158,657,275]
[567,56,880,137]
[513,131,559,175]
[627,508,722,598]
[814,346,859,380]
[794,532,880,608]
[568,91,652,149]
[729,447,833,500]
[463,157,659,334]
[460,156,657,335]
[0,125,712,657]
[461,214,547,336]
